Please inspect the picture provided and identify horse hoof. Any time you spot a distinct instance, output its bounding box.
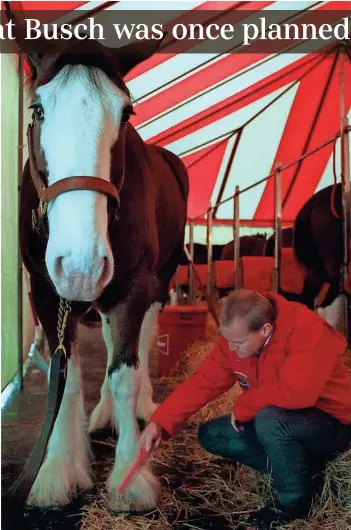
[109,502,154,515]
[27,462,75,507]
[25,503,70,512]
[27,460,92,508]
[107,464,160,513]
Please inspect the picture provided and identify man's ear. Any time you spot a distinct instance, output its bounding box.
[262,322,272,337]
[24,53,44,81]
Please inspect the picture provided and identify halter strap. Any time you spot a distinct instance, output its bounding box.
[27,124,46,197]
[40,177,119,205]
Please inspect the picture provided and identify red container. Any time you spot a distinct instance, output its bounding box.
[157,305,207,375]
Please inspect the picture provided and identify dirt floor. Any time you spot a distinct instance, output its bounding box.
[2,314,351,530]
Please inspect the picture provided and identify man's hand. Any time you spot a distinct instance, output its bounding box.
[139,422,163,452]
[231,411,244,432]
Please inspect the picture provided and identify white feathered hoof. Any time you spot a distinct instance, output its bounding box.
[107,464,161,513]
[89,397,114,433]
[27,461,79,508]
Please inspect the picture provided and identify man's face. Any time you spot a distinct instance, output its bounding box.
[220,318,272,359]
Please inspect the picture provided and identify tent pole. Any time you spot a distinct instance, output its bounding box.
[234,186,240,289]
[17,55,24,390]
[339,44,351,341]
[274,161,282,293]
[175,266,180,305]
[207,205,213,303]
[188,219,195,305]
[213,130,242,219]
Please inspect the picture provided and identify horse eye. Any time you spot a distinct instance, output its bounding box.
[29,104,44,121]
[121,106,134,124]
[121,111,131,124]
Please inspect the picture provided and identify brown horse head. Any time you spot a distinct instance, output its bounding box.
[15,21,165,301]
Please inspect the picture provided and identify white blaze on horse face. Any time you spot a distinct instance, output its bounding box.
[38,65,130,301]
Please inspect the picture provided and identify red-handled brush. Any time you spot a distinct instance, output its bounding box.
[117,448,151,495]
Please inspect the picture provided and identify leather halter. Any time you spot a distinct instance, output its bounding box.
[27,123,121,233]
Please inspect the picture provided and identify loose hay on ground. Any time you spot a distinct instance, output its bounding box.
[83,310,351,529]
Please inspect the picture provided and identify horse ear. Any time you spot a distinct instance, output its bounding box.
[24,54,44,80]
[115,32,167,77]
[4,1,44,80]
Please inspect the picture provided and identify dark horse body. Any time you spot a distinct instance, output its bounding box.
[265,227,294,257]
[220,234,267,260]
[179,242,224,265]
[17,36,188,512]
[294,183,348,330]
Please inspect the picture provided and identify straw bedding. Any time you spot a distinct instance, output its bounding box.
[82,310,351,530]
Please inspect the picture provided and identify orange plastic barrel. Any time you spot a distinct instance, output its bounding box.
[157,305,207,375]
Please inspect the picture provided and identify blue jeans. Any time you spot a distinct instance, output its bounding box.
[198,406,351,506]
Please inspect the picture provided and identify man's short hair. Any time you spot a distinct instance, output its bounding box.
[220,289,276,332]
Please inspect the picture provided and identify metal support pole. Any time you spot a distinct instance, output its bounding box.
[234,186,240,289]
[274,162,282,293]
[341,116,350,339]
[340,44,351,340]
[175,267,180,305]
[183,245,220,328]
[17,55,24,390]
[188,219,195,305]
[213,130,242,219]
[207,206,213,302]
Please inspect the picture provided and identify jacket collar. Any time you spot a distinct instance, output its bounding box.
[264,291,295,346]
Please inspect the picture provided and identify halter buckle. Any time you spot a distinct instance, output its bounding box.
[39,199,48,217]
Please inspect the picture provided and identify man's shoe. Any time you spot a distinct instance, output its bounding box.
[245,500,310,529]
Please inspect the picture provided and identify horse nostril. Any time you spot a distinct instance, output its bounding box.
[53,256,64,278]
[99,257,112,287]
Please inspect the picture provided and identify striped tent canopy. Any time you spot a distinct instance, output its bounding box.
[8,1,351,235]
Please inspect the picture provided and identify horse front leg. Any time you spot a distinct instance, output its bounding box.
[27,281,92,507]
[103,301,160,512]
[89,312,115,433]
[89,301,161,433]
[136,301,162,421]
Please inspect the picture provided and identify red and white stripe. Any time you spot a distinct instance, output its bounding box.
[16,0,351,225]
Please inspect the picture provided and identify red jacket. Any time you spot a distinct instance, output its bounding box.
[151,292,351,436]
